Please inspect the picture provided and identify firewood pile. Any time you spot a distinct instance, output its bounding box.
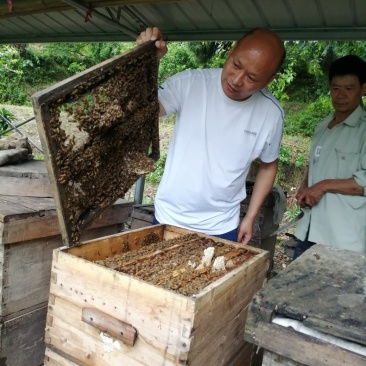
[95,233,257,296]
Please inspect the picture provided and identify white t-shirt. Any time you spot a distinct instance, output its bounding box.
[155,68,284,235]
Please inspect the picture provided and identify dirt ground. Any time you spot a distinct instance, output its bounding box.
[0,104,293,273]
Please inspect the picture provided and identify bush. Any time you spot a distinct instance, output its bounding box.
[146,152,167,183]
[284,96,333,137]
[0,108,15,134]
[276,136,310,193]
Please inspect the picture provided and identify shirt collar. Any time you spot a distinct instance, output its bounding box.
[338,105,365,127]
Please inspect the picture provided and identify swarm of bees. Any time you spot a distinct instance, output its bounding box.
[44,44,159,244]
[95,233,256,297]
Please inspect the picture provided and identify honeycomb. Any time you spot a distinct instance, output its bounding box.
[33,43,159,245]
[95,233,256,297]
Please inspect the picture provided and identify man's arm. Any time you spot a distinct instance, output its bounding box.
[238,159,278,245]
[296,167,309,207]
[301,178,364,207]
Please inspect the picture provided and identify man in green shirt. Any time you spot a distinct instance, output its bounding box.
[294,55,366,258]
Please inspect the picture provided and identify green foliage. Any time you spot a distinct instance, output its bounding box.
[278,144,292,164]
[284,96,333,136]
[284,204,301,220]
[276,136,310,193]
[158,41,231,82]
[0,45,28,105]
[158,43,198,83]
[146,152,167,183]
[0,107,15,134]
[283,40,366,103]
[0,42,135,106]
[268,61,295,103]
[1,38,364,133]
[187,41,232,68]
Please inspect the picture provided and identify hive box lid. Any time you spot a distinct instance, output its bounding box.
[245,244,366,346]
[31,42,159,247]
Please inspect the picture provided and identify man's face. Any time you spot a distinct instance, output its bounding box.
[221,41,278,101]
[330,75,366,115]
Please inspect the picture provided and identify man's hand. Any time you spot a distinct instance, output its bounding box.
[237,217,254,245]
[301,181,327,207]
[298,178,364,208]
[136,27,167,60]
[237,159,278,245]
[296,184,309,207]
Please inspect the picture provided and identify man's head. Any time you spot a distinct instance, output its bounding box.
[329,55,366,116]
[221,28,286,101]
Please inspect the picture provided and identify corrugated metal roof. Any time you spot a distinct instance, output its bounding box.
[0,0,365,43]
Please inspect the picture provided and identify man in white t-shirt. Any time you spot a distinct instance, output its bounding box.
[137,27,285,244]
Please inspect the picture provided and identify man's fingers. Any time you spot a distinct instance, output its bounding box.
[144,27,153,40]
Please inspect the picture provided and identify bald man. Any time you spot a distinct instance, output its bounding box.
[137,27,286,245]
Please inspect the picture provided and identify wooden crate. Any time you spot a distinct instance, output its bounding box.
[0,194,133,318]
[45,224,269,366]
[130,203,154,229]
[244,244,366,366]
[0,303,48,366]
[0,188,133,365]
[0,160,52,197]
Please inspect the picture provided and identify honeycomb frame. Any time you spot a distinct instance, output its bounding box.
[31,42,159,246]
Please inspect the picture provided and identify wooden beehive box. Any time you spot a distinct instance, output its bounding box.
[244,244,366,366]
[45,224,269,366]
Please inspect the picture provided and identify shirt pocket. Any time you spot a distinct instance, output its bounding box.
[335,149,360,179]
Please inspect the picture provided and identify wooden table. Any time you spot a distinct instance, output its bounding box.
[244,244,366,366]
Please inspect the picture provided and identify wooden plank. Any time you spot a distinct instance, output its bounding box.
[81,307,137,346]
[262,350,305,366]
[227,342,254,366]
[0,222,128,318]
[0,236,61,317]
[0,160,52,197]
[66,224,166,261]
[130,219,153,230]
[0,199,133,244]
[47,277,189,365]
[0,160,48,177]
[245,322,366,366]
[247,245,366,345]
[0,176,52,197]
[0,303,47,366]
[45,345,87,366]
[0,195,56,214]
[0,197,35,217]
[188,253,268,366]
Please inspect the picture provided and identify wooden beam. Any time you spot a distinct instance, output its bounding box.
[0,0,182,19]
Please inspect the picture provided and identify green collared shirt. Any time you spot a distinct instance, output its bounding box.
[295,105,366,252]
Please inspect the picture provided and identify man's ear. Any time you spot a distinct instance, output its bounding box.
[362,82,366,95]
[264,73,278,87]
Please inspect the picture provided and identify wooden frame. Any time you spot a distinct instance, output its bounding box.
[31,42,159,246]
